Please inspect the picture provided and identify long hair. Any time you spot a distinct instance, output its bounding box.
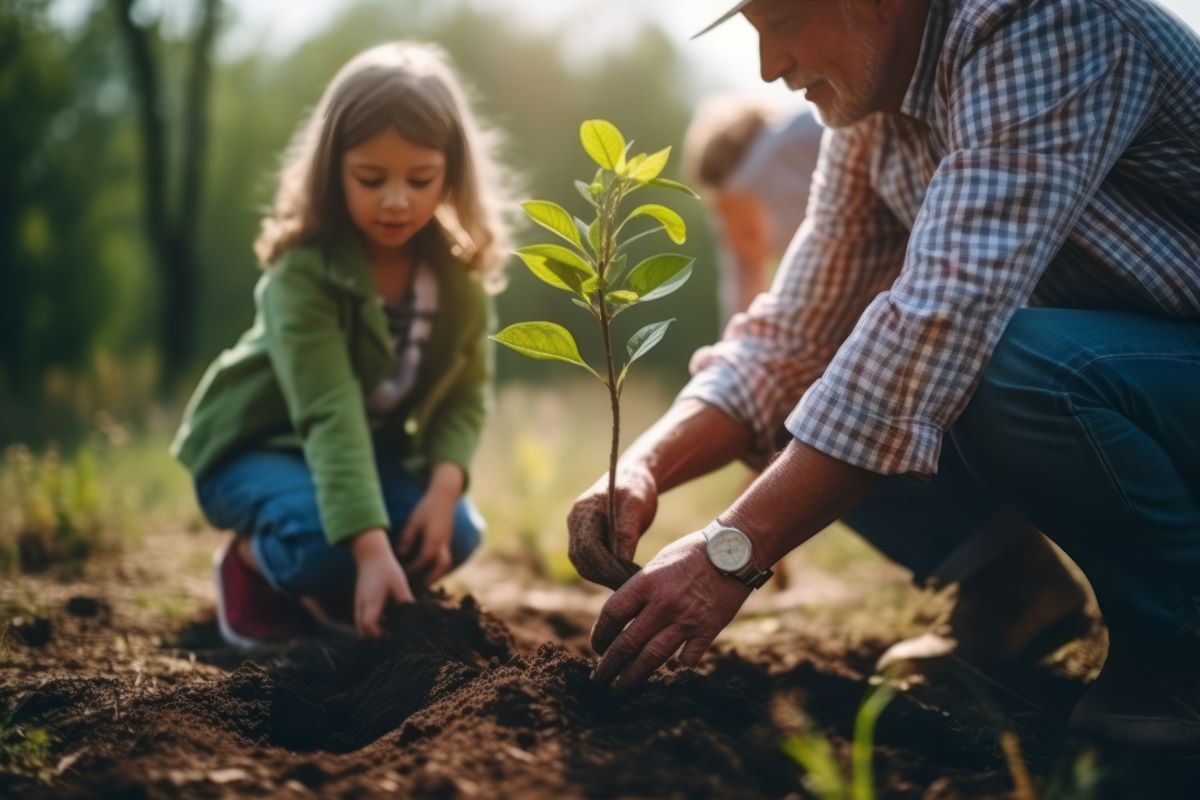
[254,42,515,291]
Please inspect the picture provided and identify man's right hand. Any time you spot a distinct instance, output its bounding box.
[566,463,659,589]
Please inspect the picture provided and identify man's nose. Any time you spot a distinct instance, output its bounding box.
[758,33,792,84]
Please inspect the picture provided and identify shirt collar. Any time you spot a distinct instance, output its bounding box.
[899,0,952,124]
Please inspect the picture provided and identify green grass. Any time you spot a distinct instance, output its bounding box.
[0,709,53,784]
[0,420,197,576]
[782,674,899,800]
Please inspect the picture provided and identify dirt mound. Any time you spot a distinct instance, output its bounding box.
[12,588,1169,799]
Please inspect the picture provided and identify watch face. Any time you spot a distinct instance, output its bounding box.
[706,528,752,572]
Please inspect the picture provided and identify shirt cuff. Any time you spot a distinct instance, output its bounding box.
[785,377,943,479]
[678,367,776,464]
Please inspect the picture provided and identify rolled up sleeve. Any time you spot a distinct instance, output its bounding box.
[680,123,909,464]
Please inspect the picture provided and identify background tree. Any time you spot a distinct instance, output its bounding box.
[114,0,221,391]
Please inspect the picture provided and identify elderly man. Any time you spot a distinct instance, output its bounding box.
[567,0,1200,750]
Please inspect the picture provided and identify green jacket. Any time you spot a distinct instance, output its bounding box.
[171,236,494,546]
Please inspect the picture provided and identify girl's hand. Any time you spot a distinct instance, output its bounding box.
[351,528,414,638]
[397,464,464,586]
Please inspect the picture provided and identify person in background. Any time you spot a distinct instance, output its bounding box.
[683,95,823,323]
[171,42,514,649]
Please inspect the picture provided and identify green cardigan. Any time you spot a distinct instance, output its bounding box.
[171,236,494,546]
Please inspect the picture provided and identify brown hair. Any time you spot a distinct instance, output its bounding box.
[254,42,516,291]
[682,94,782,190]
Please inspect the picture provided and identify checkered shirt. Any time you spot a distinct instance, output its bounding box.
[681,0,1200,478]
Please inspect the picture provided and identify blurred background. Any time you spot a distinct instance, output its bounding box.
[3,0,1198,579]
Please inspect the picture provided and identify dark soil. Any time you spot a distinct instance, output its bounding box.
[1,566,1194,798]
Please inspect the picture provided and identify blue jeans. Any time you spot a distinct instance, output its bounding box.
[194,447,484,596]
[843,308,1200,644]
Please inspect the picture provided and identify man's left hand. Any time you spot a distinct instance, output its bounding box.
[590,531,752,689]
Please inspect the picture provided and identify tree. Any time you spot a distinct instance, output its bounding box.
[114,0,221,391]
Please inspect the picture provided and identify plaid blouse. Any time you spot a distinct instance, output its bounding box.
[682,0,1200,478]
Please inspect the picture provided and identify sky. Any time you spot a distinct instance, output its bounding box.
[218,0,1200,109]
[50,0,1200,110]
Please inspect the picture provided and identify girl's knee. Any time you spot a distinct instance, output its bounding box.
[450,499,486,567]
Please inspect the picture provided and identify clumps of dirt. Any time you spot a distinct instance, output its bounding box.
[4,589,1102,799]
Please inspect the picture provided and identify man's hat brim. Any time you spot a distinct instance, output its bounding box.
[690,0,756,40]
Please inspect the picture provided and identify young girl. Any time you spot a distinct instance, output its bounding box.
[171,42,513,649]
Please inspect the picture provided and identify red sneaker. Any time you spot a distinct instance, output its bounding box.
[300,592,357,638]
[213,538,312,650]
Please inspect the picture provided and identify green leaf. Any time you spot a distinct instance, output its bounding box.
[618,318,676,393]
[616,140,635,173]
[522,200,582,248]
[570,297,597,316]
[514,244,595,295]
[574,216,591,240]
[582,274,600,295]
[608,252,629,286]
[580,119,625,170]
[630,146,671,182]
[491,322,599,379]
[622,204,686,245]
[574,180,598,207]
[626,318,674,364]
[648,177,700,198]
[517,243,595,275]
[616,225,666,254]
[607,290,638,305]
[620,153,646,178]
[588,218,602,255]
[624,253,694,302]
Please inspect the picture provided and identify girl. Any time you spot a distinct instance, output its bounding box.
[171,42,514,649]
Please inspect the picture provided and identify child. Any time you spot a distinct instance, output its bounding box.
[171,42,514,649]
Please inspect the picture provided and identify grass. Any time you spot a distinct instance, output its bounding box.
[0,378,883,588]
[0,709,53,784]
[0,416,199,577]
[781,673,899,800]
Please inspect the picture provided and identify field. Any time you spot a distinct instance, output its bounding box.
[0,383,1182,798]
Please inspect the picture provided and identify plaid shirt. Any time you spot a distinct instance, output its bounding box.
[682,0,1200,478]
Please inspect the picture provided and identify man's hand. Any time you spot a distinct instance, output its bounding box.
[351,528,415,638]
[590,531,752,688]
[566,463,659,589]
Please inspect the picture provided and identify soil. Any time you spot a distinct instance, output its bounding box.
[0,537,1194,799]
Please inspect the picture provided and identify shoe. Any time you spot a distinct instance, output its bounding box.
[1069,635,1200,753]
[877,533,1092,672]
[300,592,357,638]
[213,538,313,650]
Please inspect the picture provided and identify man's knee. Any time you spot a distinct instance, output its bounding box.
[953,309,1067,475]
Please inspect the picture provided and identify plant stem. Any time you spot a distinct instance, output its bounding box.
[597,179,622,549]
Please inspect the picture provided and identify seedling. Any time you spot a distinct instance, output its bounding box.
[492,119,698,559]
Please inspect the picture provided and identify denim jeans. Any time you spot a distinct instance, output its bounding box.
[843,308,1200,644]
[194,447,484,597]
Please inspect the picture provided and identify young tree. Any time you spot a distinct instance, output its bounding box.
[493,120,698,570]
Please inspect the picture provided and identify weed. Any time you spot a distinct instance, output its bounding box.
[782,672,898,800]
[0,709,53,784]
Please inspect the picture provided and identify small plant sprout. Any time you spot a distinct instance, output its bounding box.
[491,119,698,568]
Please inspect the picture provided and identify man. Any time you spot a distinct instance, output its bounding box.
[567,0,1200,751]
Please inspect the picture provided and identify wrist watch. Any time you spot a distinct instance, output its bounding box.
[702,520,773,589]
